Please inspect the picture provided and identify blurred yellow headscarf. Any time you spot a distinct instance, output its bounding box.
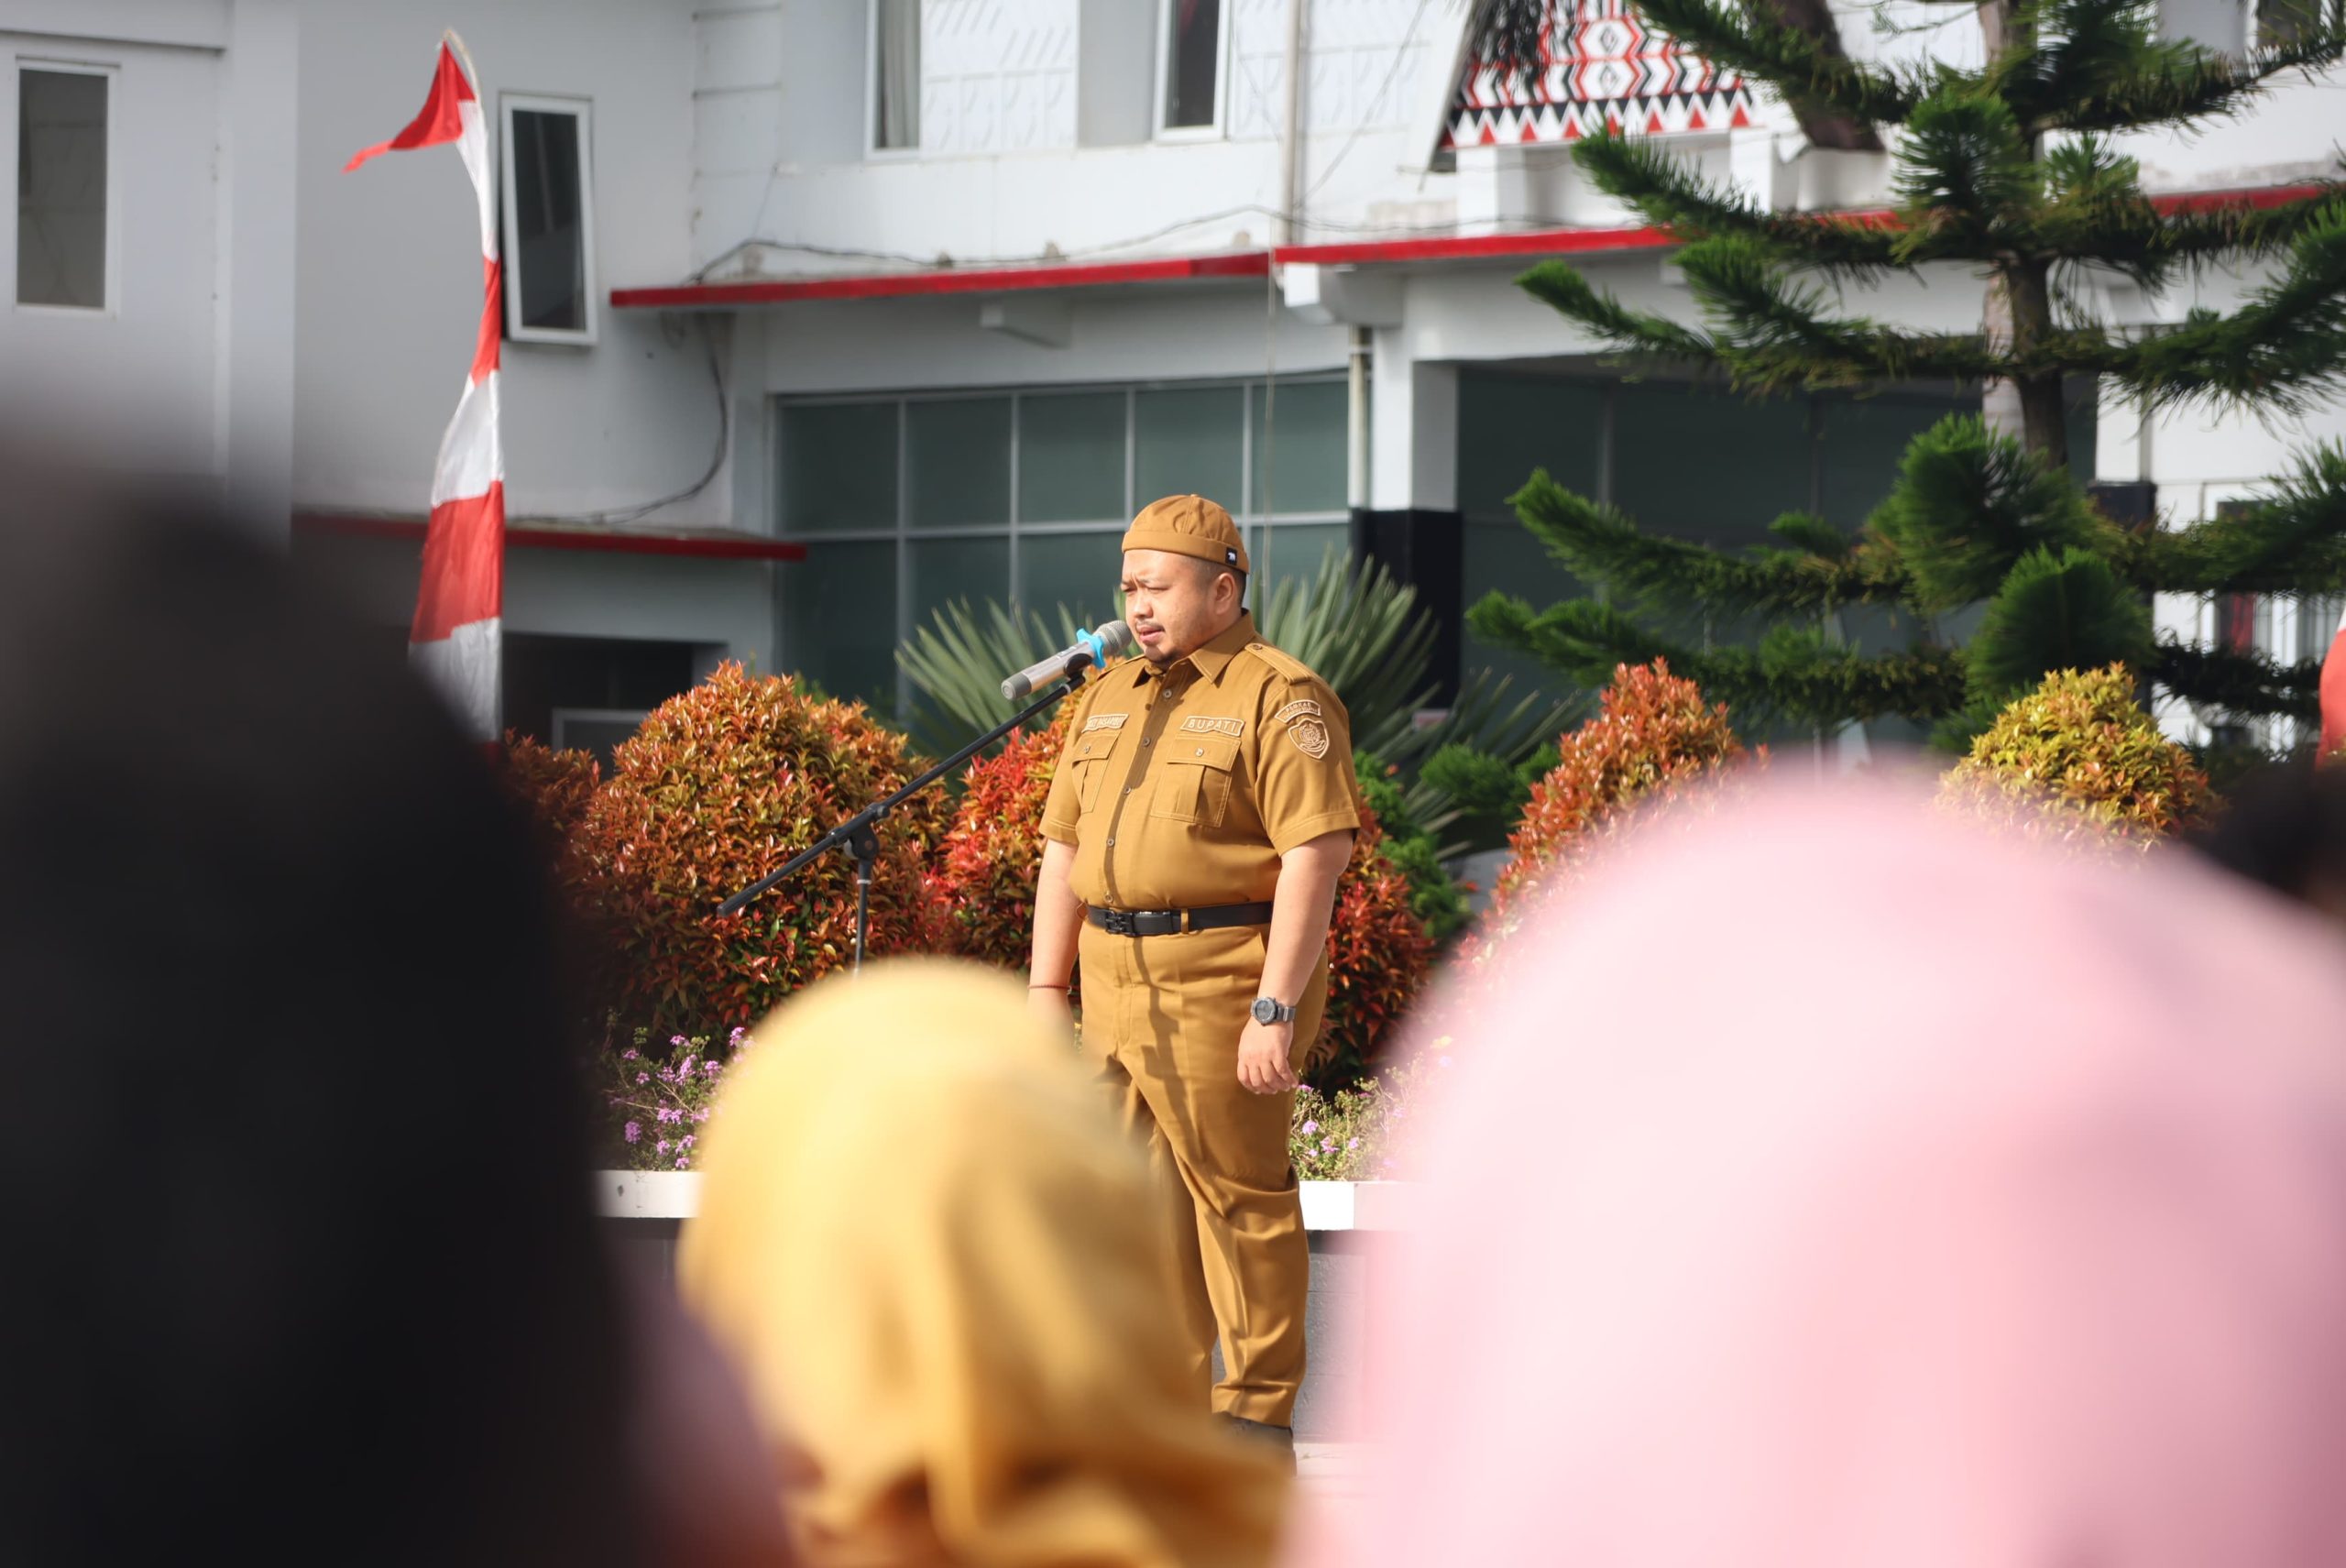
[678,960,1288,1568]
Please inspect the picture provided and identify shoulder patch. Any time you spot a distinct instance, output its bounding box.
[1240,641,1315,684]
[1275,697,1332,759]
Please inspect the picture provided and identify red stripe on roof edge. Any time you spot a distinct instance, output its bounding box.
[609,181,2331,310]
[294,511,809,563]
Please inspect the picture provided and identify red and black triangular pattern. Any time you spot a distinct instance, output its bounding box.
[1443,0,1754,149]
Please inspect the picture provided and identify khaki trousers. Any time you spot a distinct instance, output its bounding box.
[1079,921,1325,1427]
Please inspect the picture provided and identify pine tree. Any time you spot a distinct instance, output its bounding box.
[1466,0,2346,748]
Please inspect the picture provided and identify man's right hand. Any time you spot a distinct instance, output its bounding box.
[1027,985,1075,1035]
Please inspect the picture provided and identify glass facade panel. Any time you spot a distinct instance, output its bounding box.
[908,535,1012,635]
[781,539,899,711]
[1249,379,1347,516]
[1455,374,1606,693]
[1817,394,1966,530]
[1611,384,1811,548]
[907,397,1012,529]
[779,403,897,534]
[1135,385,1244,511]
[1018,392,1127,522]
[1250,522,1350,610]
[1018,530,1126,626]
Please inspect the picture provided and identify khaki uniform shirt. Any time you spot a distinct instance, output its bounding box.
[1040,614,1361,911]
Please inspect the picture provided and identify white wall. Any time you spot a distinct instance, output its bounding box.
[686,0,1468,281]
[762,280,1350,397]
[0,18,231,481]
[293,0,732,526]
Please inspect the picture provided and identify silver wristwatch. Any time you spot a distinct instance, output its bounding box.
[1251,996,1298,1025]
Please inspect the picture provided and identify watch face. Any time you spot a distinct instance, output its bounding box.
[1252,997,1277,1025]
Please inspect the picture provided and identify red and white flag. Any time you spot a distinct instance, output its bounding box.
[2321,605,2346,762]
[346,38,503,746]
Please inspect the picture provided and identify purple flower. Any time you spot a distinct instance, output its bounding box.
[692,1108,710,1123]
[1320,1137,1336,1154]
[656,1107,682,1124]
[729,1026,748,1047]
[1299,1120,1320,1136]
[624,1121,642,1144]
[621,1048,641,1062]
[679,1135,696,1149]
[677,1057,696,1077]
[635,1072,650,1085]
[674,1155,690,1169]
[1346,1137,1361,1150]
[656,1139,671,1156]
[702,1060,722,1078]
[670,1035,687,1047]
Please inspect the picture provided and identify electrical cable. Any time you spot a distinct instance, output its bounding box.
[527,316,730,527]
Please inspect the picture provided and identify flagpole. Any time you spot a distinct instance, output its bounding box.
[441,28,482,93]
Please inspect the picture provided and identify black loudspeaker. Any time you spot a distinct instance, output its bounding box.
[1348,507,1465,705]
[2088,480,2158,532]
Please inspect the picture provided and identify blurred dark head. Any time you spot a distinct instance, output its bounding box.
[2189,760,2346,927]
[0,466,641,1564]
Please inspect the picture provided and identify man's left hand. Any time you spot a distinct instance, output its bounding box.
[1236,1018,1300,1095]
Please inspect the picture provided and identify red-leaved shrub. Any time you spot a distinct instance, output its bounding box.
[1315,810,1434,1089]
[1467,660,1762,974]
[497,732,600,853]
[565,664,950,1037]
[934,707,1072,981]
[936,706,1432,1087]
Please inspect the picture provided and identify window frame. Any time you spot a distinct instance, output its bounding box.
[497,92,598,346]
[772,377,1350,718]
[865,0,923,160]
[1152,0,1231,142]
[11,56,120,317]
[551,706,649,757]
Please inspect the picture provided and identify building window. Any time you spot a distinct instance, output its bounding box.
[499,95,597,345]
[775,379,1348,715]
[16,63,112,311]
[1158,0,1226,135]
[552,707,650,765]
[872,0,921,151]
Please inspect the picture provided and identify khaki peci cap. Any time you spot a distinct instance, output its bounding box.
[1122,494,1250,576]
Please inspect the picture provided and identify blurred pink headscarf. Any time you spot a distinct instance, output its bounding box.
[1307,780,2346,1568]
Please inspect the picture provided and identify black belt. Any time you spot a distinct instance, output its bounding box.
[1086,901,1274,938]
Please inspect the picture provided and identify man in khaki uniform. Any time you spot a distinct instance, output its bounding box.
[1027,494,1360,1455]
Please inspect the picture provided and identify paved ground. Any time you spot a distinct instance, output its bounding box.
[1296,1442,1372,1500]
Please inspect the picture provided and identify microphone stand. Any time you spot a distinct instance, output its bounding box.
[716,663,1092,973]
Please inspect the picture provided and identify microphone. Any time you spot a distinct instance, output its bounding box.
[1001,620,1134,700]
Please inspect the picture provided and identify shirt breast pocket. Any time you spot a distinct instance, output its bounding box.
[1068,729,1125,814]
[1150,735,1242,828]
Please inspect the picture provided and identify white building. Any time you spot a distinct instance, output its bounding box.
[4,0,2340,750]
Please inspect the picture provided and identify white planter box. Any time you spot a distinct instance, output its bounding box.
[596,1170,1420,1230]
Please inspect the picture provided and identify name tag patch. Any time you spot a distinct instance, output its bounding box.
[1178,716,1245,738]
[1275,698,1331,760]
[1081,713,1129,734]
